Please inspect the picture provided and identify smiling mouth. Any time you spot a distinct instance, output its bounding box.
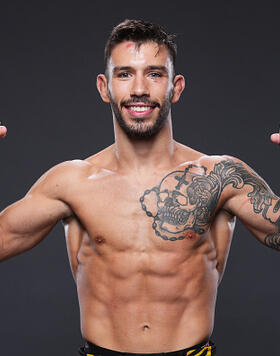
[123,104,157,117]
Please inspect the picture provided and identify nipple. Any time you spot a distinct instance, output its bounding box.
[95,236,105,244]
[185,231,195,239]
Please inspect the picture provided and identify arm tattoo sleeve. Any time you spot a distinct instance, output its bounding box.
[264,232,280,250]
[139,159,280,242]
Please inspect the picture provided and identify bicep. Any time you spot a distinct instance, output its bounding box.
[222,157,280,247]
[0,160,79,260]
[0,192,71,260]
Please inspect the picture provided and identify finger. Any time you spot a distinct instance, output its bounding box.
[270,133,280,145]
[0,125,7,138]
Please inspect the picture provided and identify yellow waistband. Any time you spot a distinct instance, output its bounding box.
[186,345,212,355]
[86,345,212,356]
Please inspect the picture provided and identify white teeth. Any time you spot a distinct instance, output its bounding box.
[128,106,153,112]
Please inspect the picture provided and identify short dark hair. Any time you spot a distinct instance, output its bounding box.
[104,19,177,76]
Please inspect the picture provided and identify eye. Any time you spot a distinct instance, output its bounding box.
[118,72,131,78]
[172,191,188,206]
[149,72,162,78]
[175,194,188,206]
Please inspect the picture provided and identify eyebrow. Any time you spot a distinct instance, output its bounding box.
[113,65,169,74]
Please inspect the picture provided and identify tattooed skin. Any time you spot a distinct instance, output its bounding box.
[139,159,280,241]
[264,232,280,250]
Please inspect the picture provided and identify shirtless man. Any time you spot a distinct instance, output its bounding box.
[0,19,279,356]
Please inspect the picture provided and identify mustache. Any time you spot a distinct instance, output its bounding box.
[121,96,160,108]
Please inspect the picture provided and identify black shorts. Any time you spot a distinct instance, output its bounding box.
[78,340,216,356]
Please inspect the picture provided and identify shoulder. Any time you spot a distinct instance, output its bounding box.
[197,154,269,199]
[174,147,250,179]
[174,142,245,169]
[36,159,92,183]
[196,154,247,171]
[27,159,93,198]
[40,144,116,190]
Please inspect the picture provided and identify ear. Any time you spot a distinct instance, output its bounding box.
[96,74,110,103]
[171,75,185,103]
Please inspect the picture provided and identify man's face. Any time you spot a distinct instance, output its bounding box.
[106,41,175,138]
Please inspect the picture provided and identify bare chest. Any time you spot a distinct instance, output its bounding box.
[66,165,223,251]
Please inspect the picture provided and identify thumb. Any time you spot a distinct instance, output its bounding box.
[0,123,7,138]
[270,133,280,145]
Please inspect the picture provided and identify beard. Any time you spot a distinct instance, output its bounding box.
[109,91,173,138]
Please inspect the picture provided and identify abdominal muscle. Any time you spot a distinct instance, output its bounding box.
[73,235,219,353]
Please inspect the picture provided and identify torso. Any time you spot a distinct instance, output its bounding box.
[62,142,235,352]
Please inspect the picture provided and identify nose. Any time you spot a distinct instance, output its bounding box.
[130,74,149,97]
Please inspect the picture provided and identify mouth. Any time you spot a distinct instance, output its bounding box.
[123,103,157,118]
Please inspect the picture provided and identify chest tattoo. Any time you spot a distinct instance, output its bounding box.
[139,159,280,242]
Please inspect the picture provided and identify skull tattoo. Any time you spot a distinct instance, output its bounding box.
[139,159,280,242]
[139,164,216,241]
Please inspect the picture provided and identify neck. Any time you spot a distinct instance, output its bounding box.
[113,115,175,173]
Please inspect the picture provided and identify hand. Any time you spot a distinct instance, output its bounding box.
[270,132,280,145]
[0,122,7,138]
